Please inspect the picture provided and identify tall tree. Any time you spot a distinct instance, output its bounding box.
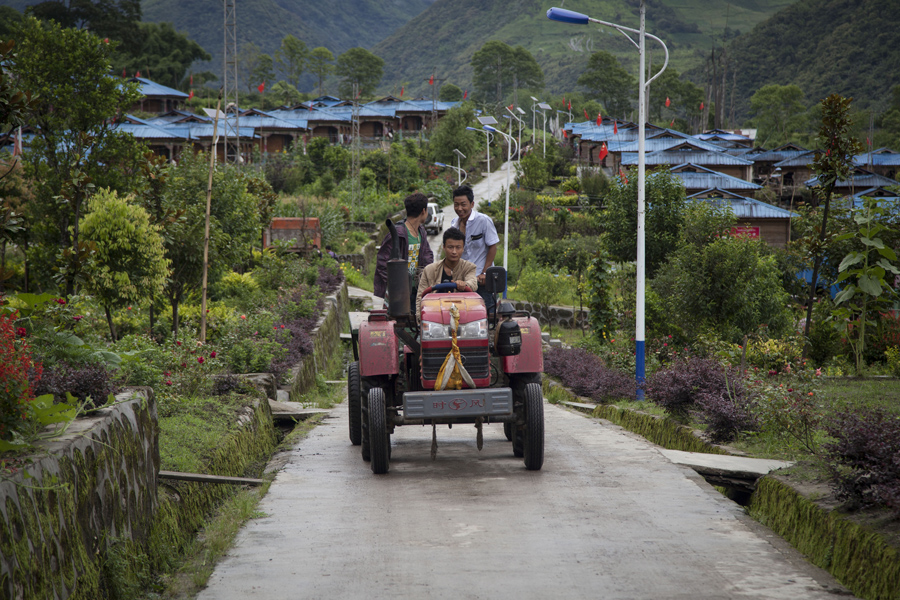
[112,22,210,89]
[750,84,807,146]
[27,0,142,54]
[308,46,334,96]
[471,41,543,104]
[251,53,276,92]
[15,16,145,296]
[335,47,383,99]
[79,189,169,341]
[577,50,635,118]
[275,35,308,90]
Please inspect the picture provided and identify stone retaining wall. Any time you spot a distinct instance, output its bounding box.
[334,240,377,275]
[511,301,589,330]
[0,389,158,600]
[290,282,350,399]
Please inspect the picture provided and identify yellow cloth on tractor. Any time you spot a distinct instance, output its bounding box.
[436,304,475,390]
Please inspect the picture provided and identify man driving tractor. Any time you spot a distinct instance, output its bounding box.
[415,227,479,319]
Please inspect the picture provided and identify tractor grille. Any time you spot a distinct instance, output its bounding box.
[422,346,490,380]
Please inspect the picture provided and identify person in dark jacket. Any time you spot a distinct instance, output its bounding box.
[373,192,434,307]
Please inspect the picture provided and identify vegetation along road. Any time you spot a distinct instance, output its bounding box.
[198,398,852,599]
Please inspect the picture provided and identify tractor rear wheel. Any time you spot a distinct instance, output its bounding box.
[503,422,513,441]
[368,388,390,474]
[523,382,544,471]
[348,362,362,446]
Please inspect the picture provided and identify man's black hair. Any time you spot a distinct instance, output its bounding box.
[443,227,466,245]
[404,192,428,218]
[452,184,474,204]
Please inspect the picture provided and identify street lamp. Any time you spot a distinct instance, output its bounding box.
[466,126,492,175]
[536,102,552,158]
[530,96,539,147]
[453,148,466,186]
[548,3,669,400]
[483,125,518,296]
[434,161,467,186]
[506,106,525,160]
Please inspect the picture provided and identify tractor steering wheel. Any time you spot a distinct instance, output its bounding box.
[430,282,458,293]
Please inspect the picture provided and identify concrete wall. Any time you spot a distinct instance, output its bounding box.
[0,390,158,600]
[290,283,350,399]
[510,300,590,331]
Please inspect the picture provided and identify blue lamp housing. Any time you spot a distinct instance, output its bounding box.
[546,7,589,25]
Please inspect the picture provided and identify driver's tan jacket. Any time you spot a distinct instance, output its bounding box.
[415,258,479,319]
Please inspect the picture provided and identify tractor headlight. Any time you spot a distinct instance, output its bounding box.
[421,320,449,340]
[421,319,488,340]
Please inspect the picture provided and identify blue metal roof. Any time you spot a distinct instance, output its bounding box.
[853,148,900,167]
[621,148,752,167]
[133,76,189,99]
[670,164,762,191]
[773,151,816,168]
[615,136,724,154]
[752,144,809,163]
[805,168,899,189]
[687,188,797,218]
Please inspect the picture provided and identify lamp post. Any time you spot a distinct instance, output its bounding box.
[434,162,467,186]
[506,106,525,160]
[535,102,552,158]
[466,126,492,175]
[530,96,539,147]
[453,148,466,186]
[547,3,669,399]
[483,125,518,297]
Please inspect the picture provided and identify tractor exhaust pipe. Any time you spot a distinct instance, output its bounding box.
[385,219,410,317]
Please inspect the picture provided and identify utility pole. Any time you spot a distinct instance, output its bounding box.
[425,68,446,130]
[351,82,361,206]
[223,0,240,163]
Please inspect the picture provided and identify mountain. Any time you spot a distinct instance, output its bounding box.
[721,0,900,119]
[372,0,796,98]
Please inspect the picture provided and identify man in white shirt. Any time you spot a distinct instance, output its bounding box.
[450,184,499,315]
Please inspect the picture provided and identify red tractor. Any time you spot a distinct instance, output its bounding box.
[347,221,545,474]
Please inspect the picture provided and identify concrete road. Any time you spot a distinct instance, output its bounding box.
[199,401,851,600]
[427,161,515,258]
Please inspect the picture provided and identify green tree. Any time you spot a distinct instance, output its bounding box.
[275,35,308,89]
[439,83,463,102]
[427,103,478,164]
[80,189,169,341]
[252,53,276,92]
[0,7,22,38]
[269,81,303,106]
[603,168,686,277]
[517,153,548,190]
[335,47,383,99]
[578,51,635,118]
[112,22,210,89]
[15,16,145,296]
[28,0,142,54]
[750,84,807,146]
[308,46,334,95]
[647,66,703,126]
[471,41,543,104]
[652,235,793,343]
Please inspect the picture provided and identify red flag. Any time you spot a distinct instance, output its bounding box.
[669,119,675,128]
[700,101,705,111]
[136,71,141,78]
[190,74,193,86]
[103,38,109,43]
[508,104,514,111]
[563,96,566,107]
[563,129,568,139]
[596,112,602,126]
[568,100,572,111]
[122,68,126,78]
[258,81,265,93]
[867,136,871,147]
[428,74,434,85]
[463,89,468,100]
[598,142,608,161]
[400,86,404,97]
[665,96,671,108]
[188,90,194,100]
[583,109,589,120]
[619,167,628,184]
[613,120,618,135]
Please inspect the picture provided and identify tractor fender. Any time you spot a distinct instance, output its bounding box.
[501,316,544,374]
[358,319,399,377]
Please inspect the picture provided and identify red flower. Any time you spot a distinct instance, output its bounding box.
[176,341,182,346]
[73,315,83,322]
[280,325,285,329]
[56,298,66,305]
[240,314,246,320]
[15,327,26,337]
[180,362,187,368]
[197,357,205,364]
[210,351,217,358]
[127,306,132,311]
[165,380,172,386]
[163,372,171,376]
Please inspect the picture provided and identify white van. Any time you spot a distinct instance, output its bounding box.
[425,202,444,235]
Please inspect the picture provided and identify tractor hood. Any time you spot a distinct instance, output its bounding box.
[420,292,486,324]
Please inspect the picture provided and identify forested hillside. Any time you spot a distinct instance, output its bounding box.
[723,0,900,119]
[373,0,795,98]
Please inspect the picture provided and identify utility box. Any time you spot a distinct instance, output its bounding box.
[263,217,322,253]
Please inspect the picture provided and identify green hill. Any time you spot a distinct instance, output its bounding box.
[722,0,900,118]
[372,0,796,98]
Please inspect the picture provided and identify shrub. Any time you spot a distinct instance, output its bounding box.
[33,361,118,409]
[750,369,823,454]
[694,374,758,443]
[543,347,636,402]
[226,337,287,375]
[886,347,900,377]
[0,312,42,440]
[216,271,260,301]
[824,407,900,516]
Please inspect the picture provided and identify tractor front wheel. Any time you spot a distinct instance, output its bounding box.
[348,362,362,446]
[368,388,390,474]
[523,382,544,471]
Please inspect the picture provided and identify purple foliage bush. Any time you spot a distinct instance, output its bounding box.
[646,357,757,442]
[316,263,344,294]
[544,347,636,402]
[32,361,119,409]
[824,408,900,516]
